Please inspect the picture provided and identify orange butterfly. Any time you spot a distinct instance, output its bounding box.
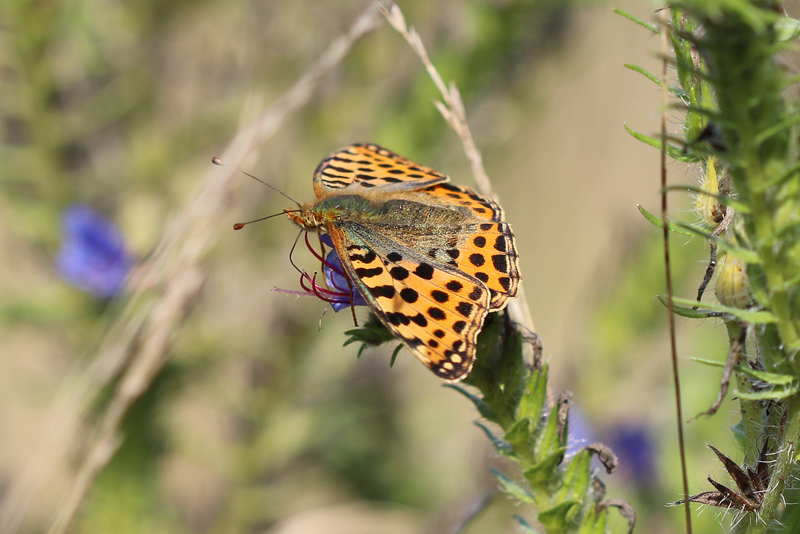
[287,143,520,381]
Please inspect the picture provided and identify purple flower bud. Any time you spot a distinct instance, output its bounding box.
[56,205,133,298]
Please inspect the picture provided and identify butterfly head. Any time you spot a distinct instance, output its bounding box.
[285,205,324,231]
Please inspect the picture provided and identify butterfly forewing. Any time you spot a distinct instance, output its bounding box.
[329,224,491,381]
[313,143,449,195]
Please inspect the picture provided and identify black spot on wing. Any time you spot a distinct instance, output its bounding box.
[431,290,449,303]
[390,266,409,280]
[446,280,463,292]
[469,254,485,267]
[370,285,396,299]
[400,288,419,303]
[414,263,434,280]
[428,307,446,320]
[492,255,508,273]
[455,302,473,317]
[355,267,383,278]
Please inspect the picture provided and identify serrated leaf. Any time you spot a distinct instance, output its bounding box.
[490,467,536,504]
[624,63,661,86]
[614,8,660,33]
[475,421,514,456]
[660,295,777,323]
[637,204,695,236]
[624,124,699,162]
[444,384,495,421]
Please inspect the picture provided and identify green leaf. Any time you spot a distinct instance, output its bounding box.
[613,8,660,34]
[578,505,609,534]
[444,384,496,421]
[388,344,403,367]
[490,467,536,504]
[514,515,542,534]
[624,124,700,162]
[660,295,777,323]
[637,204,695,236]
[564,451,592,506]
[672,222,762,264]
[663,185,751,213]
[505,418,532,450]
[624,63,662,86]
[657,297,721,319]
[776,16,800,42]
[736,380,800,400]
[516,364,549,421]
[754,113,800,145]
[691,358,798,385]
[475,422,514,456]
[537,403,563,459]
[538,500,582,532]
[524,448,566,490]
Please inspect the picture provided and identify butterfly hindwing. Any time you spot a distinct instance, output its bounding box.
[328,223,491,381]
[313,143,449,196]
[413,184,520,309]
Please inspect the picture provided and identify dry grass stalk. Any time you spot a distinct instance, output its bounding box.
[0,6,382,534]
[379,2,535,332]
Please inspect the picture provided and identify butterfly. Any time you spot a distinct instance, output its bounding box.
[286,143,520,382]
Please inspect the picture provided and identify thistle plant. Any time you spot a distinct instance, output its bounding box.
[625,2,800,531]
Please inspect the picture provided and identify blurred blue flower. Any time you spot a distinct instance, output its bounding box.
[606,423,657,489]
[56,204,133,298]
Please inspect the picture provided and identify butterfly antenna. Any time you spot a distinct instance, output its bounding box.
[212,157,301,207]
[233,210,300,230]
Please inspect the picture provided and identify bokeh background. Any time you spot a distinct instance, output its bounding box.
[0,0,752,533]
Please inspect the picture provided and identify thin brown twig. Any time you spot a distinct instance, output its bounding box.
[660,9,692,534]
[0,6,382,534]
[379,2,534,333]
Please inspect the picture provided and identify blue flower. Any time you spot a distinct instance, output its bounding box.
[606,423,657,490]
[273,232,368,312]
[317,234,367,312]
[56,204,133,298]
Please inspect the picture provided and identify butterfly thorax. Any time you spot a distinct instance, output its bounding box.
[286,195,374,233]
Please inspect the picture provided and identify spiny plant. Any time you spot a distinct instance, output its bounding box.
[624,1,800,532]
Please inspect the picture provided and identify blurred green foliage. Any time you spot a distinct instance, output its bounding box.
[1,0,776,533]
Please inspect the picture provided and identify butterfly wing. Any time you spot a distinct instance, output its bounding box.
[327,223,491,382]
[313,143,449,196]
[401,183,521,311]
